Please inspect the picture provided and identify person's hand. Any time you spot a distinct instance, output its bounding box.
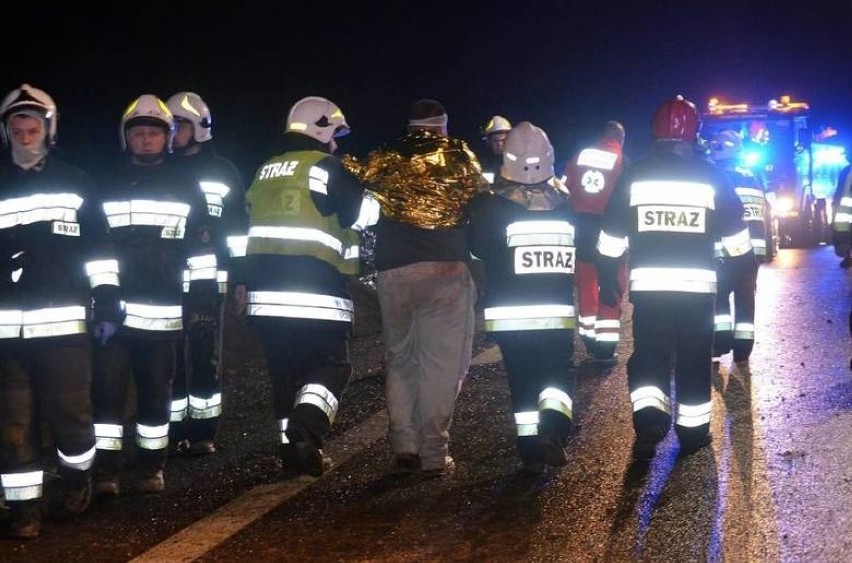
[92,321,118,346]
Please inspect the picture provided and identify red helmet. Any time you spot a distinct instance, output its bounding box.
[651,95,700,142]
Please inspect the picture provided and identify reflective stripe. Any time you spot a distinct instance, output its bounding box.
[0,193,82,229]
[594,319,620,343]
[170,397,189,422]
[95,423,124,451]
[483,304,576,332]
[136,422,170,451]
[722,227,753,257]
[308,165,329,195]
[1,470,43,501]
[217,270,228,294]
[123,302,183,332]
[714,314,733,331]
[247,291,353,322]
[578,315,596,338]
[597,230,628,258]
[189,393,223,420]
[676,401,711,428]
[57,445,96,471]
[295,384,339,423]
[279,418,290,444]
[248,226,358,262]
[630,181,715,209]
[733,322,755,340]
[86,259,120,288]
[483,172,495,184]
[630,385,671,414]
[515,411,539,437]
[538,387,573,419]
[187,253,218,281]
[506,220,574,248]
[352,192,381,231]
[629,267,716,293]
[103,199,190,229]
[200,181,229,217]
[752,239,767,256]
[227,235,248,258]
[576,148,618,170]
[22,306,87,339]
[734,187,765,200]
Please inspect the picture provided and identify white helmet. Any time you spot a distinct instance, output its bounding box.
[166,91,212,143]
[0,83,58,147]
[119,94,175,152]
[500,121,555,185]
[710,129,742,162]
[286,96,350,144]
[483,115,511,137]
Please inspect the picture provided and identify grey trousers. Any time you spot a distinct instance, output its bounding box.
[377,261,476,470]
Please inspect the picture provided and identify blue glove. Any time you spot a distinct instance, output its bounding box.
[92,321,118,346]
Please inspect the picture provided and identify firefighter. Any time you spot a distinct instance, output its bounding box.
[91,95,214,496]
[562,120,628,362]
[165,91,246,456]
[0,84,119,538]
[597,95,752,460]
[479,115,512,184]
[241,96,365,478]
[709,130,762,365]
[467,122,577,474]
[833,163,851,268]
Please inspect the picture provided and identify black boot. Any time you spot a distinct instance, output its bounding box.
[7,500,42,539]
[53,470,92,518]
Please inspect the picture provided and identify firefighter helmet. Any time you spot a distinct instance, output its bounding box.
[166,91,212,143]
[0,84,58,147]
[483,115,511,137]
[500,121,555,185]
[651,95,700,142]
[119,94,175,152]
[710,129,742,162]
[285,96,350,144]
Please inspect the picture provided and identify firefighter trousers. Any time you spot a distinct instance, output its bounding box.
[494,329,575,465]
[255,321,352,451]
[92,336,175,474]
[714,259,758,361]
[627,293,714,442]
[0,341,95,494]
[172,295,225,444]
[575,257,627,358]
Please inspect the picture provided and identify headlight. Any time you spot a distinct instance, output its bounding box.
[774,196,796,216]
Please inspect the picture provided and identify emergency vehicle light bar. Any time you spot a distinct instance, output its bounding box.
[706,95,809,115]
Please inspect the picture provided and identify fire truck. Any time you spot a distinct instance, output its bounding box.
[701,95,849,255]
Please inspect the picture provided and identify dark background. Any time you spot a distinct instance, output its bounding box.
[3,1,851,179]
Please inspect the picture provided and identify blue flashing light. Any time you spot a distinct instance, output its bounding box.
[743,151,761,167]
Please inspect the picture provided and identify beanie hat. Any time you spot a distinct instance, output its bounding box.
[408,99,448,128]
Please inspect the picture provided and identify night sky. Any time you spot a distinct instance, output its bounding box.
[3,1,851,179]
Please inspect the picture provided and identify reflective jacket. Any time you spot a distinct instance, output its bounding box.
[98,160,214,339]
[598,142,752,295]
[0,156,118,342]
[713,163,770,262]
[168,146,246,294]
[833,165,852,244]
[467,177,577,331]
[243,134,365,327]
[563,138,624,261]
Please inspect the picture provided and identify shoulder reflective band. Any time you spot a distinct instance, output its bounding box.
[629,267,716,293]
[676,401,712,428]
[22,306,87,339]
[629,181,715,209]
[200,181,230,217]
[597,230,628,258]
[352,192,381,231]
[295,383,339,423]
[189,392,223,420]
[630,385,671,414]
[103,199,191,229]
[247,226,359,261]
[538,387,573,419]
[136,422,170,451]
[123,302,183,332]
[0,470,43,501]
[0,192,83,229]
[94,423,124,451]
[483,304,576,331]
[722,227,753,257]
[506,220,575,248]
[247,291,354,322]
[514,411,539,437]
[308,165,330,195]
[576,148,618,170]
[86,259,120,288]
[57,445,96,472]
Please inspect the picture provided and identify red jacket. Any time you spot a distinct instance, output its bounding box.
[563,138,624,215]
